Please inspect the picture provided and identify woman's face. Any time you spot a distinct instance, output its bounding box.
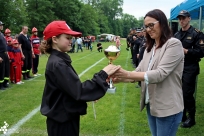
[144,16,161,41]
[53,34,72,52]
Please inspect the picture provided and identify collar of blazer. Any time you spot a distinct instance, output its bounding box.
[146,45,162,71]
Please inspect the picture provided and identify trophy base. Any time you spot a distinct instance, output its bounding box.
[107,87,116,94]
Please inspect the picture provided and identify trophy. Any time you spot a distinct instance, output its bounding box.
[104,45,120,93]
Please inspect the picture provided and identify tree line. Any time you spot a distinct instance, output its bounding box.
[0,0,144,38]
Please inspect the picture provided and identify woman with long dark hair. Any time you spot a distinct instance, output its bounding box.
[113,9,184,136]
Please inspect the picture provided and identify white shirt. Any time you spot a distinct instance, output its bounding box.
[144,46,155,104]
[76,38,82,44]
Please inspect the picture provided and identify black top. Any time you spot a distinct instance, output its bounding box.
[174,25,203,75]
[0,32,7,52]
[174,26,203,62]
[40,49,108,123]
[18,34,32,51]
[97,43,102,47]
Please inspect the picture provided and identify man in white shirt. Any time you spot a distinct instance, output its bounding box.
[76,37,83,52]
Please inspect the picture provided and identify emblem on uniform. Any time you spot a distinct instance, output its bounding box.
[187,37,192,39]
[180,11,184,14]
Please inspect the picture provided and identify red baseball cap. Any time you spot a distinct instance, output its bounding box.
[43,21,82,40]
[12,39,19,44]
[6,37,13,42]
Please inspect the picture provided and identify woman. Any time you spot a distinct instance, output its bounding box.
[113,9,184,136]
[40,20,120,136]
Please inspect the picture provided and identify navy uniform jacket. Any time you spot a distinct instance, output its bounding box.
[40,49,108,123]
[174,26,203,75]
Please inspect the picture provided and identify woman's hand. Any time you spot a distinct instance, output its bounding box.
[103,64,121,76]
[112,67,129,79]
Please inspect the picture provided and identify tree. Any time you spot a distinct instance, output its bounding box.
[26,0,55,37]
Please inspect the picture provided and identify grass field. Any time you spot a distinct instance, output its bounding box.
[0,40,204,136]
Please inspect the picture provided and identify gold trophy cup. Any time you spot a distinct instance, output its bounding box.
[104,45,120,93]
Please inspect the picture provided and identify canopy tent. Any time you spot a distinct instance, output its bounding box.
[170,0,204,30]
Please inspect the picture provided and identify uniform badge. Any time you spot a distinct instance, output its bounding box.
[199,39,204,44]
[187,37,192,39]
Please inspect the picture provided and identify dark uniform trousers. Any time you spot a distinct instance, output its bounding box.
[32,54,39,74]
[0,52,9,84]
[46,116,80,136]
[22,50,32,74]
[182,62,199,118]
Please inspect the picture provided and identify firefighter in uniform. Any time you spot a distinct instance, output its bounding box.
[0,21,9,90]
[18,26,35,80]
[4,28,12,87]
[30,27,41,76]
[174,10,203,128]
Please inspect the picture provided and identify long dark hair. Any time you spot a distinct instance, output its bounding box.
[144,9,172,52]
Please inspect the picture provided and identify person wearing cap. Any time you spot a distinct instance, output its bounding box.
[40,20,120,136]
[0,21,10,90]
[129,28,137,61]
[30,27,41,77]
[18,26,34,80]
[10,39,24,84]
[6,37,15,84]
[113,9,184,136]
[4,28,11,41]
[174,10,203,128]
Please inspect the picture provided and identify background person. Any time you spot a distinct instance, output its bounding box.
[113,9,184,136]
[18,26,34,80]
[174,10,204,128]
[97,42,103,52]
[40,20,120,136]
[30,27,41,76]
[0,21,9,90]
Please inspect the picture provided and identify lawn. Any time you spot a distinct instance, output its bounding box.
[0,40,203,136]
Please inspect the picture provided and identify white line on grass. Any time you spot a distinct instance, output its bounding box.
[4,57,105,136]
[117,51,130,136]
[73,52,97,62]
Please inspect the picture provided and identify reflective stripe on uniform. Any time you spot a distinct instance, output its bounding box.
[4,77,9,80]
[0,80,4,83]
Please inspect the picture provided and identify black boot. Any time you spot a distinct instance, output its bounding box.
[3,80,9,88]
[23,73,28,80]
[0,83,5,90]
[26,72,33,78]
[181,110,196,128]
[181,116,195,128]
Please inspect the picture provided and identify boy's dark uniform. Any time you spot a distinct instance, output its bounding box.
[174,25,203,128]
[0,31,8,89]
[40,49,109,136]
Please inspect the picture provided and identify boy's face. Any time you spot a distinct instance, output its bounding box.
[6,33,11,37]
[7,41,12,46]
[13,43,19,47]
[53,34,72,52]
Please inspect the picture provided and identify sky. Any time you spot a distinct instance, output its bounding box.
[123,0,185,19]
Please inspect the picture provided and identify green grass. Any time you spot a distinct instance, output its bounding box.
[0,41,203,136]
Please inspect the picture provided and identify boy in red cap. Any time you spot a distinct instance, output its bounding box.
[11,39,24,84]
[4,28,11,41]
[30,27,41,76]
[40,20,120,136]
